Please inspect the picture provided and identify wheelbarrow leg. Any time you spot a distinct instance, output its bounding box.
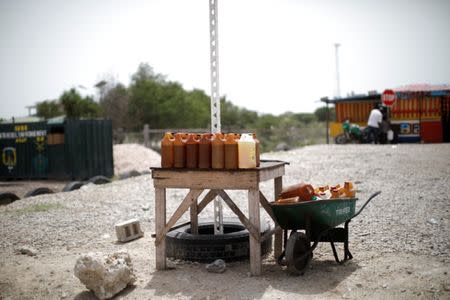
[330,220,353,264]
[344,220,353,260]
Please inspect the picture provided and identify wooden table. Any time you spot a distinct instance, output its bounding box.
[151,160,287,276]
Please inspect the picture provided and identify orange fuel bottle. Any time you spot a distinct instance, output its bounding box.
[173,133,186,168]
[252,133,260,167]
[224,133,238,169]
[186,134,199,168]
[198,133,212,169]
[160,132,174,168]
[211,133,225,169]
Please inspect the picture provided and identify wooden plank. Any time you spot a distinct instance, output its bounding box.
[248,188,261,276]
[217,190,260,241]
[198,189,219,213]
[190,193,200,235]
[274,176,283,259]
[155,188,166,270]
[153,170,258,189]
[258,164,285,182]
[155,189,203,245]
[258,191,277,223]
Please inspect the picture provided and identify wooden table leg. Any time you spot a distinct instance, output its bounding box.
[155,188,166,270]
[248,188,261,276]
[274,176,283,259]
[190,190,200,235]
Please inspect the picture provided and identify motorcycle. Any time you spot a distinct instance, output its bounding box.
[334,120,370,144]
[335,120,394,144]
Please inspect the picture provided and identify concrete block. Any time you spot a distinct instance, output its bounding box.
[115,219,144,243]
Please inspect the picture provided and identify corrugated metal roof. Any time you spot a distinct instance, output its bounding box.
[47,115,66,125]
[0,116,43,124]
[393,84,450,92]
[321,83,450,104]
[320,94,380,104]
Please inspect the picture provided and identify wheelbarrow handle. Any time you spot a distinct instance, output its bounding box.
[349,191,381,221]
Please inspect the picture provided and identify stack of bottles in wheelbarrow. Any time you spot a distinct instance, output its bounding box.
[160,132,261,169]
[275,182,356,204]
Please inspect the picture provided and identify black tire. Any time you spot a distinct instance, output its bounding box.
[286,232,312,275]
[0,192,20,205]
[62,181,84,192]
[24,187,54,198]
[165,220,272,262]
[88,175,111,185]
[119,170,141,180]
[334,134,349,144]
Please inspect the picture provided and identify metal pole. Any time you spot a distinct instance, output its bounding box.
[326,102,330,144]
[334,43,341,99]
[209,0,223,234]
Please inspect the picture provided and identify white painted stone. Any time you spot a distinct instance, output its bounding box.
[74,251,136,300]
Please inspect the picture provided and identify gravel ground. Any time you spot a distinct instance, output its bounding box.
[0,143,449,299]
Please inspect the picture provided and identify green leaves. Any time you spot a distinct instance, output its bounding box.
[36,100,62,119]
[34,62,329,151]
[36,88,100,119]
[60,89,100,118]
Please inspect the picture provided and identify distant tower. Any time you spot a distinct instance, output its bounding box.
[334,43,341,99]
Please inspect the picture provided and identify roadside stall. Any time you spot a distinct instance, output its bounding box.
[321,84,450,143]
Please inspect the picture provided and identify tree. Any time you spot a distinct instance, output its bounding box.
[221,97,258,131]
[293,112,316,124]
[314,106,335,122]
[60,88,100,118]
[100,83,131,129]
[36,100,62,119]
[128,63,211,130]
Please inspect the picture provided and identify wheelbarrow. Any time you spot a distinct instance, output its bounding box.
[269,191,381,275]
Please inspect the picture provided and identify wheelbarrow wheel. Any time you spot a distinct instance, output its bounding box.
[286,232,311,275]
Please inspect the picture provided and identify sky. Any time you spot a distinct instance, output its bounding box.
[1,0,449,119]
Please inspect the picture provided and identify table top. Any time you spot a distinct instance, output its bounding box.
[150,160,288,172]
[151,160,288,189]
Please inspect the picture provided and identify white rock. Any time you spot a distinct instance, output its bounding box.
[74,251,136,300]
[16,246,37,256]
[206,259,226,273]
[427,218,438,225]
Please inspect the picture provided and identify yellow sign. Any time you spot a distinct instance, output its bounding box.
[14,125,29,143]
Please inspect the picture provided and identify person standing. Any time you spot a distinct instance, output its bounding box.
[367,103,383,144]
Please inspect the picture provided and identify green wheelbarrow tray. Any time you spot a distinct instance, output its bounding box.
[271,198,357,233]
[269,191,381,275]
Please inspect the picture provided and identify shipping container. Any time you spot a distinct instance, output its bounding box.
[0,122,48,179]
[0,118,113,180]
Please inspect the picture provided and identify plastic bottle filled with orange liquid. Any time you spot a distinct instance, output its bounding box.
[198,133,212,169]
[224,133,238,169]
[252,133,260,167]
[160,132,174,168]
[186,134,199,168]
[173,133,186,168]
[211,133,225,169]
